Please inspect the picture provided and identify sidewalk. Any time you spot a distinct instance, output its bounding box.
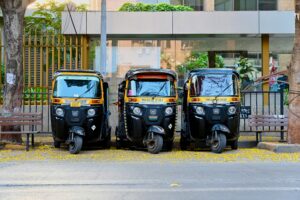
[0,136,299,163]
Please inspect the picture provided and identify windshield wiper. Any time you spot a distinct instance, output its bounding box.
[213,82,234,103]
[152,81,167,99]
[75,83,96,100]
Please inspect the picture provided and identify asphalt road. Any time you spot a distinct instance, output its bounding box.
[0,161,300,200]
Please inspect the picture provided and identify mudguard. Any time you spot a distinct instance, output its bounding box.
[147,125,165,136]
[211,124,230,134]
[69,126,85,136]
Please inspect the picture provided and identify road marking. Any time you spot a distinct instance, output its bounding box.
[0,186,300,192]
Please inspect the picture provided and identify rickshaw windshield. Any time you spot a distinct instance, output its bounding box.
[190,73,239,97]
[127,79,176,97]
[53,75,101,98]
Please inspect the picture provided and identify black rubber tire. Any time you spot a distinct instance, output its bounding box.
[164,141,173,151]
[147,135,163,154]
[211,133,226,154]
[69,136,83,154]
[53,140,61,148]
[102,128,111,149]
[116,137,124,149]
[180,136,188,150]
[230,140,238,150]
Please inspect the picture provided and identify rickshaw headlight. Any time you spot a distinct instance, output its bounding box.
[165,107,173,115]
[195,106,205,115]
[55,108,64,117]
[228,106,236,115]
[133,107,142,116]
[87,108,96,117]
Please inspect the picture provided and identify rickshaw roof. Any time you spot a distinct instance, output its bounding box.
[188,68,239,79]
[53,70,103,79]
[125,68,177,80]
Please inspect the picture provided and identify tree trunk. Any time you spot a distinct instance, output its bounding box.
[288,1,300,144]
[0,0,27,143]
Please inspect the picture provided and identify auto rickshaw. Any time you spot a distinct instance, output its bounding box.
[115,68,178,154]
[51,70,111,154]
[181,68,240,153]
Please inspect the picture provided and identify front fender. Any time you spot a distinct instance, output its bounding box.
[70,126,85,136]
[147,125,165,136]
[211,124,230,134]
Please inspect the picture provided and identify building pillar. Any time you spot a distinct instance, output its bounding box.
[204,0,215,11]
[208,51,216,68]
[81,35,89,69]
[277,0,294,11]
[262,34,270,104]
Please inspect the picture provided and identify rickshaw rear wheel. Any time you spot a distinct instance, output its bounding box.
[101,128,111,149]
[69,135,83,154]
[116,139,123,149]
[211,133,226,154]
[230,140,238,150]
[53,140,61,148]
[180,137,188,150]
[147,135,163,154]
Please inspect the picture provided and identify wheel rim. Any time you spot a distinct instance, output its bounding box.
[148,140,155,149]
[212,138,220,149]
[70,142,75,151]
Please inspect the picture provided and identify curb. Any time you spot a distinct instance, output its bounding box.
[258,142,300,153]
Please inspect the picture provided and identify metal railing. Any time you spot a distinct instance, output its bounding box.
[0,89,288,138]
[240,89,286,141]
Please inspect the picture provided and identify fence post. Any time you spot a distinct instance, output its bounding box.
[279,88,285,142]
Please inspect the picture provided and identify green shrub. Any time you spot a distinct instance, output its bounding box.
[118,3,194,12]
[176,52,224,76]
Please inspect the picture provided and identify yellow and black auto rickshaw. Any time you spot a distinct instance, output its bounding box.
[181,69,240,153]
[51,70,111,154]
[115,68,178,154]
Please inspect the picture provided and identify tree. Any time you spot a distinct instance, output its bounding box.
[25,0,87,33]
[0,0,35,143]
[288,1,300,143]
[176,52,224,77]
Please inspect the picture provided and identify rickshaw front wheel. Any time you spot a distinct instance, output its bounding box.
[147,135,163,154]
[230,140,238,150]
[69,135,83,154]
[211,133,226,154]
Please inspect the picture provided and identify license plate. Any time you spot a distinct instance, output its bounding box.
[70,101,81,107]
[213,108,220,115]
[149,116,158,121]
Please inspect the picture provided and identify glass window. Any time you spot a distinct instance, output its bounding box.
[215,0,234,11]
[184,0,204,11]
[128,79,176,97]
[190,74,239,97]
[234,0,257,11]
[53,76,101,98]
[259,0,277,10]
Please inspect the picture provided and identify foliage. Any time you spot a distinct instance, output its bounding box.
[236,57,258,82]
[1,64,4,85]
[176,52,224,76]
[284,88,289,106]
[25,0,88,33]
[23,87,48,101]
[118,3,194,12]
